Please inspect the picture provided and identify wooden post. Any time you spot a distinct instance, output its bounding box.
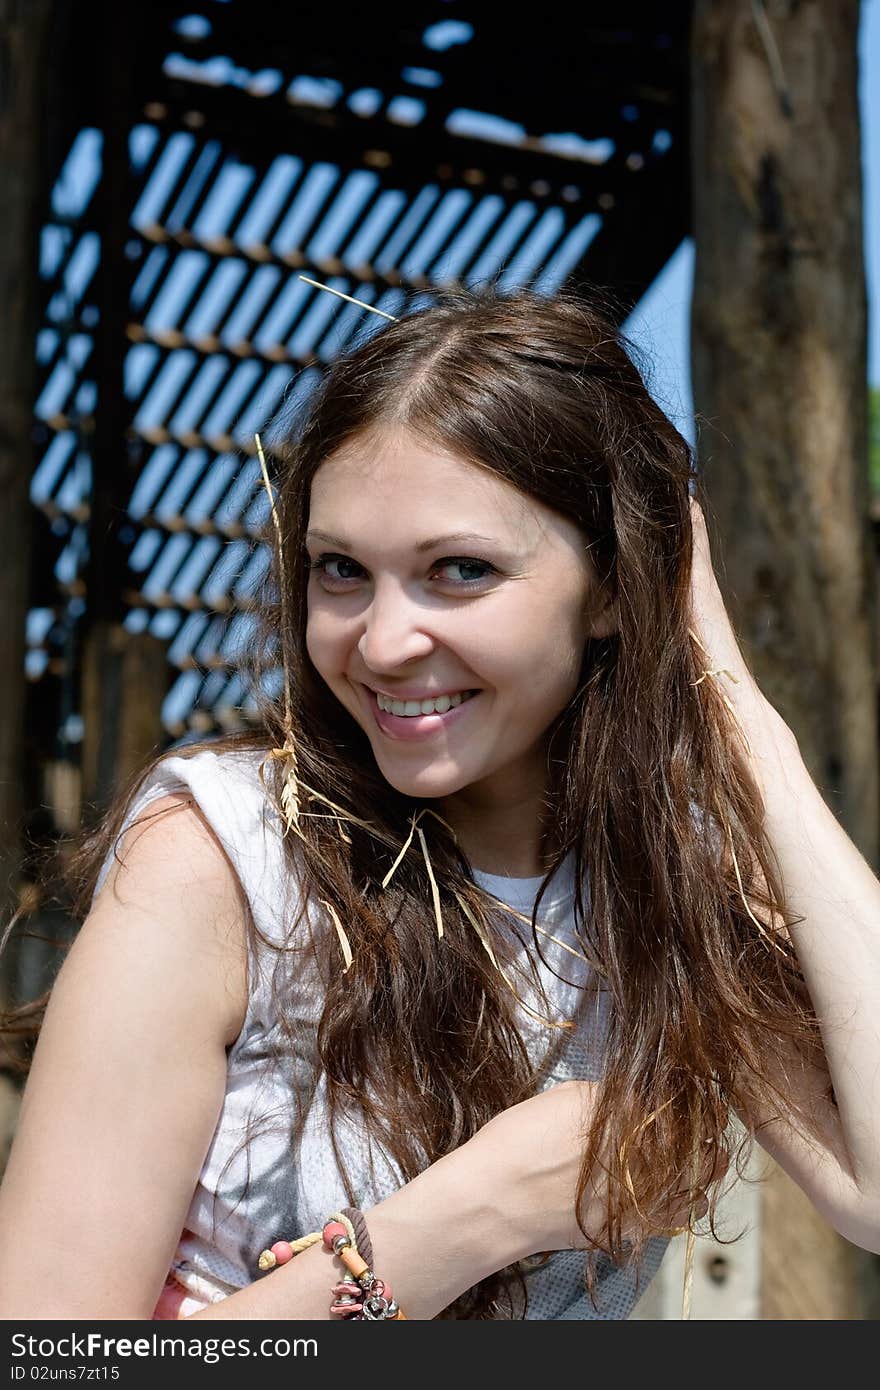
[80,628,169,811]
[691,0,880,1318]
[79,3,166,818]
[0,0,55,999]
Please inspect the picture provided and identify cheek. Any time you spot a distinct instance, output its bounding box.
[496,646,583,733]
[304,609,345,677]
[488,605,583,691]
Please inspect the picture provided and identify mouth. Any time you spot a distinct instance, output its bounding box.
[362,685,482,742]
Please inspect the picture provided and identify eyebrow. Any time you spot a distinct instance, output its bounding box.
[304,529,507,554]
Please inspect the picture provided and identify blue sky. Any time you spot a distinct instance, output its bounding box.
[626,0,880,449]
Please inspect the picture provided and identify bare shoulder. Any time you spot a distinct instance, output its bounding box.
[89,789,250,1047]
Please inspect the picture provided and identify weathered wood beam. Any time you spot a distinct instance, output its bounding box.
[0,0,55,1001]
[77,5,169,818]
[691,0,879,1321]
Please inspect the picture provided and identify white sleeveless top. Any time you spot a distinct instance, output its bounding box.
[94,744,669,1319]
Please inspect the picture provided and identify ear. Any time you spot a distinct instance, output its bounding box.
[584,589,617,640]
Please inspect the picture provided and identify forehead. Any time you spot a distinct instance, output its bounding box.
[309,430,553,546]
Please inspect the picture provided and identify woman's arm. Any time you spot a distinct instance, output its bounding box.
[189,1146,524,1320]
[194,1079,704,1321]
[688,498,880,1250]
[0,794,250,1318]
[728,692,880,1252]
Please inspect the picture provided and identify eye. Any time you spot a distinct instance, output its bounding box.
[306,553,363,585]
[433,557,497,586]
[305,553,497,589]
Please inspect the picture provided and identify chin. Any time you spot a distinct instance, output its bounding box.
[374,762,476,800]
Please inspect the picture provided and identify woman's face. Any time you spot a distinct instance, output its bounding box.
[305,428,614,820]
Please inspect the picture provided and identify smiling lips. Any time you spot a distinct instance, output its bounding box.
[375,689,477,716]
[364,686,481,741]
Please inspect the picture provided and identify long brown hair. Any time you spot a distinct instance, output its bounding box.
[2,285,823,1316]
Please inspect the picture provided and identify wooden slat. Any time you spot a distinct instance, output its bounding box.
[691,0,880,1320]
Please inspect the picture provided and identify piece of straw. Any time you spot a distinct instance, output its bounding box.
[318,897,354,975]
[298,274,399,321]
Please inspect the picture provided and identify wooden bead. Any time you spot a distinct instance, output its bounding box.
[338,1246,368,1279]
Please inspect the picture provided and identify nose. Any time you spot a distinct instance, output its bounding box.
[356,579,437,672]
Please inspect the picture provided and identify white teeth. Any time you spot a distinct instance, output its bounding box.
[376,690,474,717]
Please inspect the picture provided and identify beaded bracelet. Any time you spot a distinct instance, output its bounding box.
[322,1219,407,1320]
[256,1208,407,1320]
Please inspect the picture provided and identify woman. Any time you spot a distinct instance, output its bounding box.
[0,286,877,1320]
